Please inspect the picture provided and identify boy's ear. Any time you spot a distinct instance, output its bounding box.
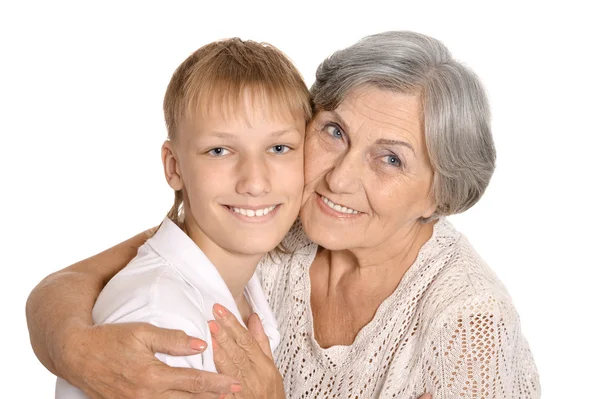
[162,140,184,191]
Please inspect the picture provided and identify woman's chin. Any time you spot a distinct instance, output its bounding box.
[300,215,351,251]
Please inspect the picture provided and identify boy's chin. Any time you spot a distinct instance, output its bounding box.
[212,231,284,257]
[229,240,283,257]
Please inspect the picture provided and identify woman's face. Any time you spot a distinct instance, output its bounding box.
[300,86,436,252]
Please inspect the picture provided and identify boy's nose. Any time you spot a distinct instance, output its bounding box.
[236,155,271,196]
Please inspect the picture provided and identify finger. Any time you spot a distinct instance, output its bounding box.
[163,390,222,399]
[211,337,244,381]
[157,364,241,395]
[212,304,265,359]
[135,323,208,356]
[208,319,251,370]
[418,394,432,399]
[247,313,272,359]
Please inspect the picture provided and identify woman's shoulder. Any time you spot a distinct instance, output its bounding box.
[256,219,317,307]
[415,221,540,398]
[420,220,518,327]
[280,218,316,254]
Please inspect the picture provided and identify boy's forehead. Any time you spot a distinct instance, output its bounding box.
[178,106,304,139]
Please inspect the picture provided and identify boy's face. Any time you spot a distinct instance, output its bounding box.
[162,96,305,257]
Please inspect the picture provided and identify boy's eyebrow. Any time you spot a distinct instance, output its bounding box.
[208,132,238,139]
[207,128,300,139]
[269,128,301,137]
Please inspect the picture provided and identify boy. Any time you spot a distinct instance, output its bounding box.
[56,38,311,398]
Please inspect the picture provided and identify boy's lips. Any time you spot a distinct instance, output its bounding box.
[223,204,280,210]
[223,204,281,219]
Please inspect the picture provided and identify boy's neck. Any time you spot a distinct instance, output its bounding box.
[184,220,263,300]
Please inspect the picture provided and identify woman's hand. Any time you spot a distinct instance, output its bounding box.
[209,304,285,399]
[61,321,241,399]
[208,304,434,399]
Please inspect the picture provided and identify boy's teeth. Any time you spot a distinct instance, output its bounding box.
[321,195,359,214]
[232,205,276,217]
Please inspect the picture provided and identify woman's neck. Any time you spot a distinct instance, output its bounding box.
[309,221,436,348]
[322,220,435,292]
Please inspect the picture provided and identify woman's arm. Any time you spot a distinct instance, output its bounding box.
[26,228,152,376]
[425,292,540,399]
[26,229,240,398]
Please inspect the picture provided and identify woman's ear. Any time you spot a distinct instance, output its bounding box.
[421,186,437,219]
[162,140,184,191]
[422,199,437,219]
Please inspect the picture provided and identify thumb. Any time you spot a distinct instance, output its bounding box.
[247,313,273,359]
[134,323,208,356]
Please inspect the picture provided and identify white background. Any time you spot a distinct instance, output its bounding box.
[1,1,598,397]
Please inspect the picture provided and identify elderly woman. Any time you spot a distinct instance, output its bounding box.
[27,31,540,398]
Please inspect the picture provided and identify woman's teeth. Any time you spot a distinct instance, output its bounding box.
[231,205,277,217]
[321,195,359,214]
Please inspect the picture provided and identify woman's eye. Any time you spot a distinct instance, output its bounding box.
[269,144,291,154]
[324,124,344,139]
[207,147,230,157]
[383,154,402,168]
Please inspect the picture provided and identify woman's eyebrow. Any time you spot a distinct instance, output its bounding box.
[328,110,415,154]
[327,110,350,133]
[375,138,415,154]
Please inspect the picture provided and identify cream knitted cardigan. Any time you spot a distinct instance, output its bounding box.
[258,218,540,399]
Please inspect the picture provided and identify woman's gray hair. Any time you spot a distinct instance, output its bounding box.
[311,31,496,220]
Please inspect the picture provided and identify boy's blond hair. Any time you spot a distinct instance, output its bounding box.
[163,38,312,225]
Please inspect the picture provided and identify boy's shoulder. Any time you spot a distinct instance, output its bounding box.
[93,243,207,328]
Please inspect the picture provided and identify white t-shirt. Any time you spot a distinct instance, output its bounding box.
[55,218,280,399]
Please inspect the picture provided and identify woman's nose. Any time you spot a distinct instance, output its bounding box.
[325,152,361,194]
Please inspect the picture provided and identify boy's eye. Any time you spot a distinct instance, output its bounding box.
[268,144,291,154]
[207,147,231,157]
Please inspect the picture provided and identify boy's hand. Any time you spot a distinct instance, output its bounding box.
[60,322,240,399]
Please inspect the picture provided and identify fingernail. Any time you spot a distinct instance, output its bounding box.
[214,303,229,318]
[190,338,207,351]
[208,320,220,334]
[230,383,242,393]
[218,395,227,399]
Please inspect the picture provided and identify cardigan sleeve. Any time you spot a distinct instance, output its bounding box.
[422,291,540,399]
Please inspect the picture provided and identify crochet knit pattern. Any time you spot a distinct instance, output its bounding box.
[258,218,540,398]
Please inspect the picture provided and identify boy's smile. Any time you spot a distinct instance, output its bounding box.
[224,203,280,221]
